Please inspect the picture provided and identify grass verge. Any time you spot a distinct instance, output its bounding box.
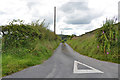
[67,23,119,64]
[2,39,60,77]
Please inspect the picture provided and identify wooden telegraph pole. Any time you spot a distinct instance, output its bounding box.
[54,6,56,34]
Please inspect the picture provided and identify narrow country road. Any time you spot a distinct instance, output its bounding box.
[3,43,118,78]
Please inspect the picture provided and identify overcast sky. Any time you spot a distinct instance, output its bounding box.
[0,0,119,35]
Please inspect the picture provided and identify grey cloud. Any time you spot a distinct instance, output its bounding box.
[62,28,73,30]
[60,2,102,24]
[0,11,6,15]
[66,17,90,24]
[27,1,40,10]
[65,13,101,24]
[60,2,89,13]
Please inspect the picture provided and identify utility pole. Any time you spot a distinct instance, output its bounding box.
[61,31,62,35]
[54,6,56,34]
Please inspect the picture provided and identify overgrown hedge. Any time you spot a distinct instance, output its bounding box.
[1,19,60,49]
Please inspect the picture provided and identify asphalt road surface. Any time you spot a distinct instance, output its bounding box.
[4,43,118,78]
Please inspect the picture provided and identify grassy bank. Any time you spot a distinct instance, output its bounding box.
[1,19,60,77]
[67,22,119,64]
[2,40,60,76]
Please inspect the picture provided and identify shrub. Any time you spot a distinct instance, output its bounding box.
[1,19,58,49]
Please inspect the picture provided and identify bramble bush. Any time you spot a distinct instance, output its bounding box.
[96,18,118,55]
[2,19,59,49]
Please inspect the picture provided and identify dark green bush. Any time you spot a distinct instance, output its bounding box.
[1,19,58,49]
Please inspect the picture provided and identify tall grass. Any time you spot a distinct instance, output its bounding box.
[96,18,118,54]
[67,19,119,64]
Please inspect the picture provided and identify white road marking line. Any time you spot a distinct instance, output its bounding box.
[73,60,104,74]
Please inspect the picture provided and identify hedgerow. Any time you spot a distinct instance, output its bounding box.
[1,19,60,50]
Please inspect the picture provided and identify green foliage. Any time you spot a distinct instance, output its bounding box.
[2,40,60,76]
[96,18,118,54]
[61,40,65,43]
[2,19,58,49]
[66,34,76,40]
[67,20,119,63]
[2,19,61,76]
